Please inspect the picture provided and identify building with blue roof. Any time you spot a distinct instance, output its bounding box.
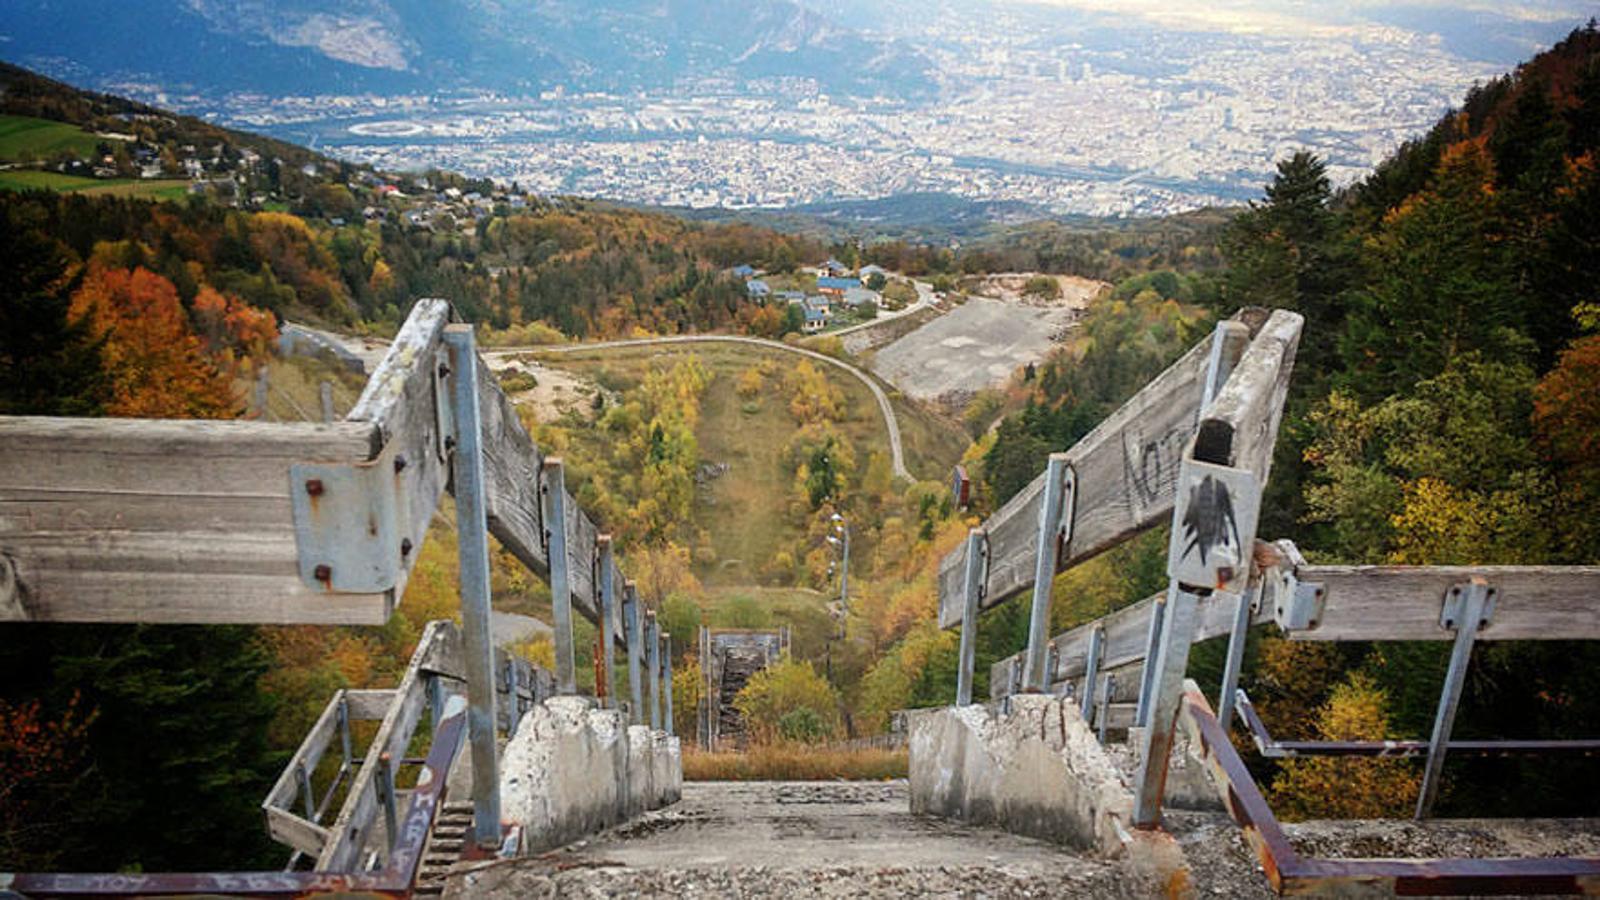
[802,304,828,333]
[816,276,861,295]
[746,279,772,299]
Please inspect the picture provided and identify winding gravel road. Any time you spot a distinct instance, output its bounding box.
[489,336,912,481]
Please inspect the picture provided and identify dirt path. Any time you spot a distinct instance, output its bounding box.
[491,337,912,482]
[443,781,1148,898]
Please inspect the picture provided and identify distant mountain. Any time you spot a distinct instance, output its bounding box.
[0,0,937,100]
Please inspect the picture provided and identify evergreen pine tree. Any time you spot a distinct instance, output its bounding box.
[0,206,107,415]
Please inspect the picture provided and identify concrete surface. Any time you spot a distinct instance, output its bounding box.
[499,696,681,854]
[444,780,1156,898]
[869,297,1077,406]
[909,695,1188,891]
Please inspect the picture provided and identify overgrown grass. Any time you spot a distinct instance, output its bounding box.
[0,168,189,199]
[546,342,926,585]
[684,745,908,781]
[0,114,101,160]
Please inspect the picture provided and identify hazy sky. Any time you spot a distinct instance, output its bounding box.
[1016,0,1595,43]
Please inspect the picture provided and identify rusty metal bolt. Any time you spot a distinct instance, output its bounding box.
[394,454,408,474]
[305,478,325,497]
[314,564,332,582]
[444,435,457,451]
[400,538,413,558]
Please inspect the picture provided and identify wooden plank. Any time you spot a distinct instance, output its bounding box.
[992,587,1271,699]
[0,419,383,624]
[317,620,447,872]
[1290,565,1600,642]
[1193,309,1303,476]
[0,296,631,630]
[264,806,331,858]
[344,689,397,720]
[346,298,454,615]
[264,690,346,814]
[938,318,1253,628]
[474,352,619,641]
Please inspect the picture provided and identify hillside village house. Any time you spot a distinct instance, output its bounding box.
[816,276,860,297]
[801,303,827,333]
[842,286,880,309]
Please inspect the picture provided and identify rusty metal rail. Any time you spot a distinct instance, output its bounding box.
[1177,683,1600,896]
[2,693,469,899]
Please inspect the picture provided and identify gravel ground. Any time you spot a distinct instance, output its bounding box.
[444,780,1155,898]
[442,780,1600,898]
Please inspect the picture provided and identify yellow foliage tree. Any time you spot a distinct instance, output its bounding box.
[1270,673,1421,819]
[785,360,844,424]
[735,365,764,399]
[734,658,841,745]
[628,542,702,608]
[672,655,702,741]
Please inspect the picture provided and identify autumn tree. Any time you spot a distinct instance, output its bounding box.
[1340,143,1523,399]
[1270,673,1421,819]
[70,267,238,418]
[734,658,841,745]
[0,694,96,869]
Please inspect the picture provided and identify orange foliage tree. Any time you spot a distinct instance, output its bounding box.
[69,267,237,418]
[193,284,279,369]
[0,693,97,868]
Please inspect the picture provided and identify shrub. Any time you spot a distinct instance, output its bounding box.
[778,707,830,744]
[733,658,840,744]
[499,371,538,393]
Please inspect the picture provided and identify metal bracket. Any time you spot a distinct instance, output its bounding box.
[290,441,409,593]
[432,349,456,464]
[1441,581,1497,633]
[1263,539,1326,633]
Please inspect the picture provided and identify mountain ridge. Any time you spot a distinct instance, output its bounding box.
[1,0,937,100]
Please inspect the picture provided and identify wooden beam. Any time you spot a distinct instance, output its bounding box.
[990,586,1270,699]
[1287,565,1600,642]
[263,689,347,823]
[0,417,383,624]
[937,316,1254,628]
[317,620,453,871]
[467,345,618,640]
[263,807,331,859]
[0,297,629,632]
[1192,309,1303,477]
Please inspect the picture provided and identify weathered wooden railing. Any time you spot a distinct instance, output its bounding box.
[260,620,556,873]
[0,299,679,891]
[945,306,1600,895]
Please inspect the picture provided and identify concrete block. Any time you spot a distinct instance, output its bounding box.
[910,696,1190,895]
[625,724,656,818]
[499,696,681,854]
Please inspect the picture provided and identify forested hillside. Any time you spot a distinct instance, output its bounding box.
[3,23,1600,873]
[957,22,1600,820]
